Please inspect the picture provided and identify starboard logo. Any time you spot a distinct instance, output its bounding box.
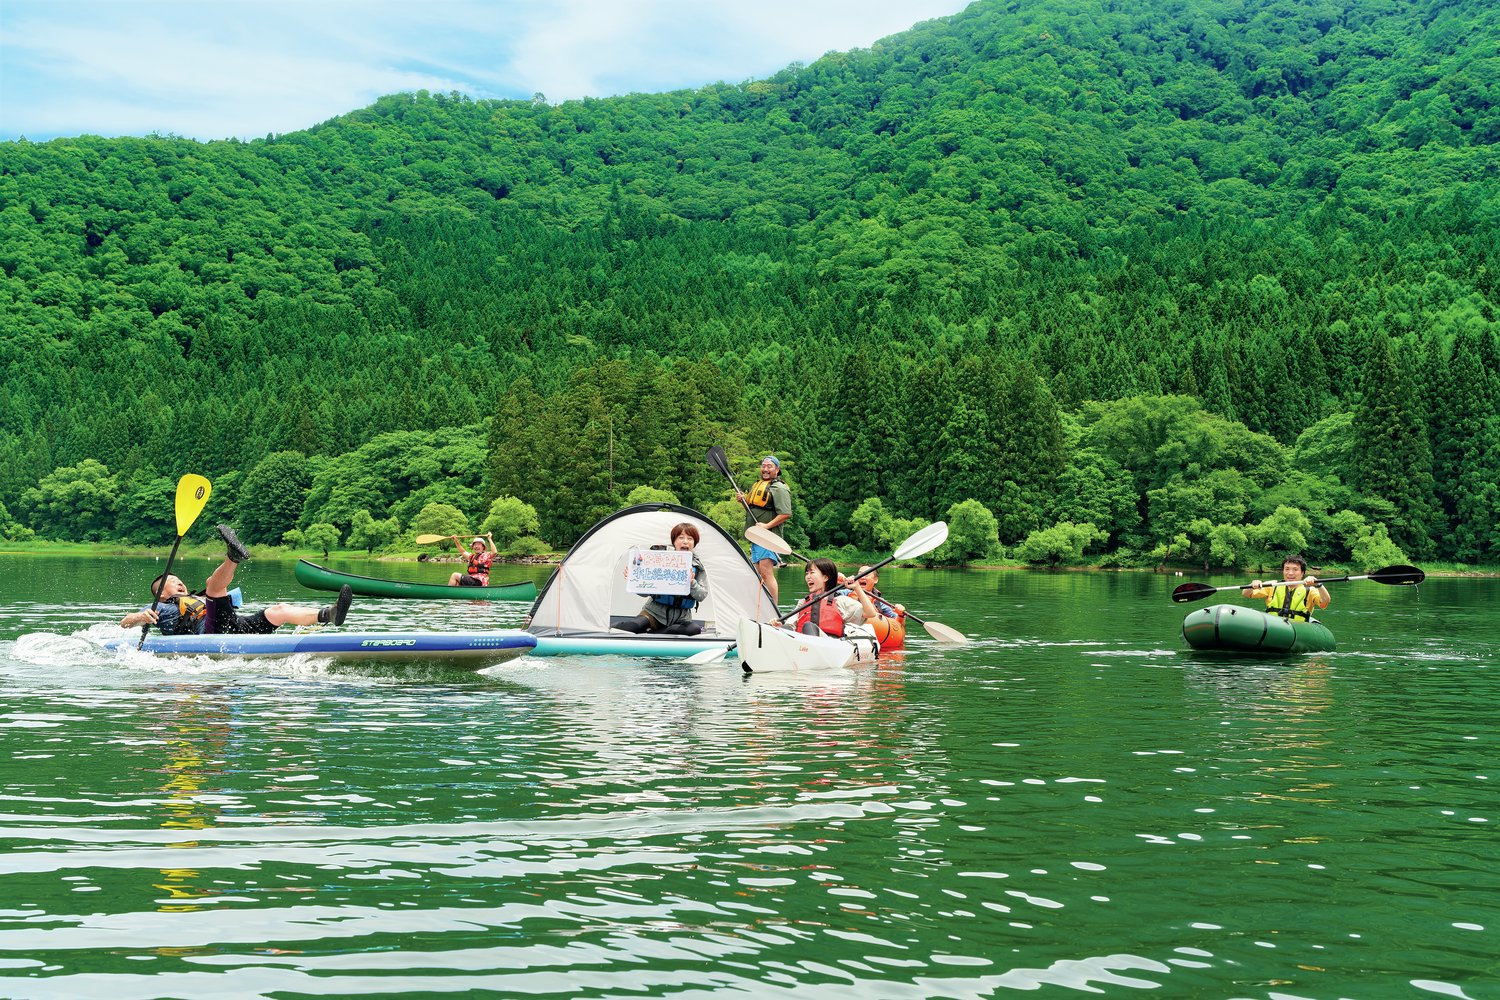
[195,486,205,500]
[360,639,417,647]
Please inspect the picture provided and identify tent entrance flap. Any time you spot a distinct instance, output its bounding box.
[526,503,779,636]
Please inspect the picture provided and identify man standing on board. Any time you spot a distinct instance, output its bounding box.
[736,455,793,604]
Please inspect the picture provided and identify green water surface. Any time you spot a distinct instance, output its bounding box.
[0,556,1494,999]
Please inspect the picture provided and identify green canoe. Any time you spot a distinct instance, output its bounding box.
[294,559,537,602]
[1182,603,1336,655]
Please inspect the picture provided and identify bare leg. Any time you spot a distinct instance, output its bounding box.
[756,558,778,603]
[449,572,463,586]
[204,558,237,598]
[263,603,319,627]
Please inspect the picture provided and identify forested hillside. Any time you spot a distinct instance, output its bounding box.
[2,0,1498,566]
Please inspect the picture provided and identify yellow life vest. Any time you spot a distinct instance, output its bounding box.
[156,594,207,635]
[1267,584,1317,622]
[746,477,781,509]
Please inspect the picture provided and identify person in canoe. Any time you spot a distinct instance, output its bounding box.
[1240,554,1329,620]
[448,535,495,587]
[792,558,882,638]
[856,564,907,650]
[120,525,353,635]
[613,522,709,636]
[735,455,792,603]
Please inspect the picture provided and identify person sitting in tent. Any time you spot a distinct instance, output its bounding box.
[120,525,352,635]
[449,536,494,587]
[1240,553,1329,620]
[856,564,907,650]
[792,558,881,638]
[613,522,710,636]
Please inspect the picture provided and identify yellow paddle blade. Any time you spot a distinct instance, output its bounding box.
[174,475,212,537]
[414,534,446,544]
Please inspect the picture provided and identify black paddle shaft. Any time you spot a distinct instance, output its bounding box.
[1171,564,1425,603]
[777,556,893,624]
[139,534,186,650]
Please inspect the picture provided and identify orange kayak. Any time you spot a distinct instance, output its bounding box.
[869,615,906,651]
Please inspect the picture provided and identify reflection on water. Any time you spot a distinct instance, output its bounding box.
[0,557,1494,998]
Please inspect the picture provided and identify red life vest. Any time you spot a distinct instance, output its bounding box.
[466,550,492,584]
[796,594,847,635]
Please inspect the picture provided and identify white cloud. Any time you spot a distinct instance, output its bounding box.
[0,0,960,142]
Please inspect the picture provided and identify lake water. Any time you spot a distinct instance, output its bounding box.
[0,555,1494,999]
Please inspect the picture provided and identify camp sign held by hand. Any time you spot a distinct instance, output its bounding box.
[625,548,692,597]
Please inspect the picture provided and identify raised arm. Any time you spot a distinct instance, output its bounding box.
[846,579,882,622]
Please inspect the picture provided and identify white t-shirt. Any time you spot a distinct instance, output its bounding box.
[833,594,864,626]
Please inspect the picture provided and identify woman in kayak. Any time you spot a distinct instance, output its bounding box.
[120,524,352,635]
[794,558,881,638]
[449,536,494,587]
[1240,554,1329,620]
[613,523,709,636]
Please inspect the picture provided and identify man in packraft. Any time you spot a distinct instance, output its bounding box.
[1240,553,1329,620]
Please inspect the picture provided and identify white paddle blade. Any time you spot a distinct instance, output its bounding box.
[685,647,730,664]
[744,525,792,555]
[894,521,948,561]
[922,620,970,644]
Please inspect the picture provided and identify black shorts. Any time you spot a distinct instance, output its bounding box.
[208,595,276,634]
[457,575,486,587]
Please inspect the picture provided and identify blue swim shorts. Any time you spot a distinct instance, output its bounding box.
[749,543,781,566]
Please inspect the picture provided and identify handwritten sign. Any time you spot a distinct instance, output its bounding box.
[625,548,692,596]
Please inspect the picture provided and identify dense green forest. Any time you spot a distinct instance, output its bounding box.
[2,0,1497,567]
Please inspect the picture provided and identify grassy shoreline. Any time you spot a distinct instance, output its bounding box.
[3,539,1495,577]
[0,539,560,565]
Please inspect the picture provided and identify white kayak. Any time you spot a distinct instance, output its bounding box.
[734,617,879,674]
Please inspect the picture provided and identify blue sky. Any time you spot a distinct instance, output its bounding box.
[0,0,962,142]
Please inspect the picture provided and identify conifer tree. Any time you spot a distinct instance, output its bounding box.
[826,351,882,502]
[1353,335,1435,555]
[1203,348,1238,422]
[935,400,993,513]
[1433,333,1497,561]
[895,359,954,520]
[998,361,1066,499]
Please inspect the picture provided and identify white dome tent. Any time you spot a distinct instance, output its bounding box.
[524,503,780,656]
